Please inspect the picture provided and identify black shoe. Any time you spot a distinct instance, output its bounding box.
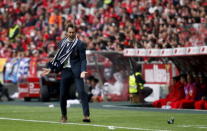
[60,116,67,123]
[82,118,91,122]
[8,98,14,101]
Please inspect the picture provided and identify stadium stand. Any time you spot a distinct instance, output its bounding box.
[0,0,207,58]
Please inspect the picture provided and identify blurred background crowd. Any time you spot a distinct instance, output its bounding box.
[0,0,207,58]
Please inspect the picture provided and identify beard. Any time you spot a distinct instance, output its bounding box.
[67,35,76,40]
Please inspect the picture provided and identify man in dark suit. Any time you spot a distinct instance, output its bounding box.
[41,23,90,123]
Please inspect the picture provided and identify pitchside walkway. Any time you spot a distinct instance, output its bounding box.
[0,100,207,114]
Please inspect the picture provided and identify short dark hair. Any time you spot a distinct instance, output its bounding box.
[87,76,95,81]
[92,78,99,83]
[66,23,77,31]
[173,76,180,81]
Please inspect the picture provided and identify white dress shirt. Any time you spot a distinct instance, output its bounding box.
[63,38,75,68]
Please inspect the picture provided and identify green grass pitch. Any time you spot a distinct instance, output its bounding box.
[0,104,207,131]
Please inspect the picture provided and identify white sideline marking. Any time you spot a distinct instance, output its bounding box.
[0,117,169,131]
[178,125,207,129]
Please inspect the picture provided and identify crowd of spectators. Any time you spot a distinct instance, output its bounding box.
[152,73,207,109]
[0,0,207,58]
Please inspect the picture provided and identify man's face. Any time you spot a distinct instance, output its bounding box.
[67,27,76,40]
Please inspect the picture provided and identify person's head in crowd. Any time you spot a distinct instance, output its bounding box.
[54,9,59,15]
[91,78,99,88]
[180,73,187,85]
[85,75,95,87]
[169,75,180,90]
[187,73,195,84]
[135,64,142,73]
[104,67,113,80]
[172,76,180,84]
[32,50,39,57]
[198,73,207,85]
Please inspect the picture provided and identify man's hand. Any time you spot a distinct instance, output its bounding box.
[80,71,88,78]
[41,68,51,76]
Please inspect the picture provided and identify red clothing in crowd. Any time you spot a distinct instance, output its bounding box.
[171,83,197,109]
[152,81,184,108]
[194,99,206,110]
[205,102,207,109]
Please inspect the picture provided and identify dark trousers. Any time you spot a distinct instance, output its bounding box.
[0,86,11,100]
[60,68,90,117]
[139,87,153,102]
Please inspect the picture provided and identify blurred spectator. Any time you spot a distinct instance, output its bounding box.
[49,9,62,30]
[86,76,103,102]
[8,23,20,40]
[0,0,207,58]
[171,74,198,109]
[152,76,181,108]
[0,81,14,101]
[128,68,152,103]
[194,74,207,109]
[104,71,124,96]
[103,71,129,101]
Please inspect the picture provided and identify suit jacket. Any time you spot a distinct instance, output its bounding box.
[69,40,87,77]
[48,39,87,76]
